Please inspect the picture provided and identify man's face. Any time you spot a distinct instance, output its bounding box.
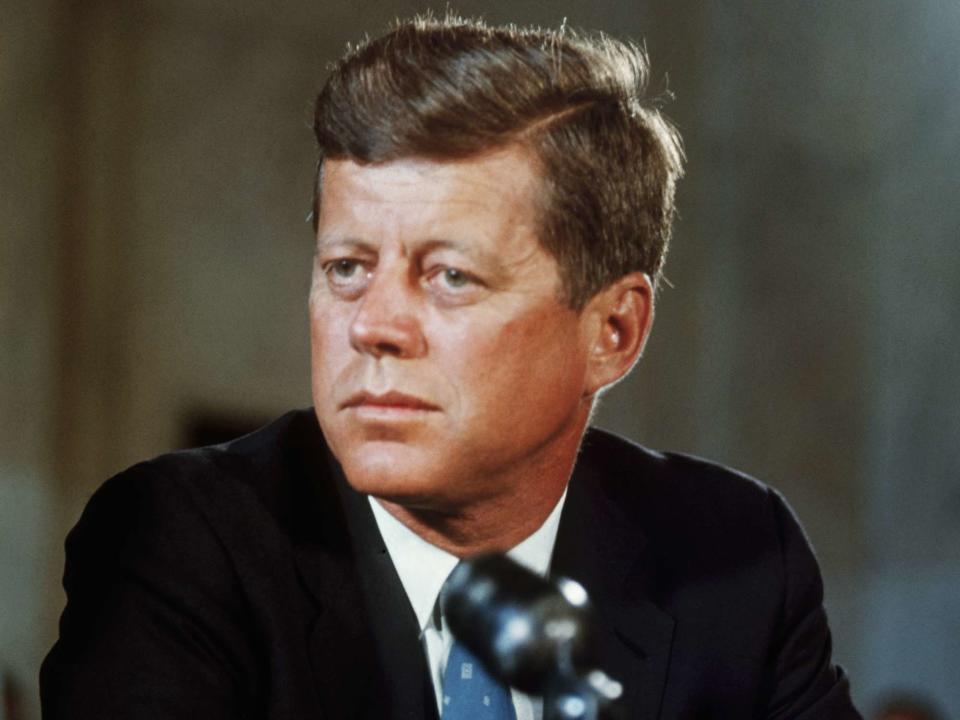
[310,149,595,511]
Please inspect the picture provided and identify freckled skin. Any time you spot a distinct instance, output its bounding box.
[309,149,625,554]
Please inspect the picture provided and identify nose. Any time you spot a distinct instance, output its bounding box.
[349,267,427,359]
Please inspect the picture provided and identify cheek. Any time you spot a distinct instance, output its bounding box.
[309,306,350,388]
[310,297,350,346]
[443,311,585,414]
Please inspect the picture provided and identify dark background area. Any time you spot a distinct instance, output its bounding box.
[3,2,959,718]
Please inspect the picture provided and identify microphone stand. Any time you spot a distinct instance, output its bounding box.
[542,670,623,720]
[536,596,622,720]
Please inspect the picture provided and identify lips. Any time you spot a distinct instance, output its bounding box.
[341,390,439,412]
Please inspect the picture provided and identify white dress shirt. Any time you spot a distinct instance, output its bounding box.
[368,490,568,720]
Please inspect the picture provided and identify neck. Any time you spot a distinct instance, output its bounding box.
[376,424,584,557]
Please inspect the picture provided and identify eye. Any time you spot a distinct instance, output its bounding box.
[328,259,361,279]
[440,267,470,288]
[423,264,486,305]
[427,265,479,292]
[321,257,370,296]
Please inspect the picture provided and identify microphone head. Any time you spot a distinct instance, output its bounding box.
[440,554,596,694]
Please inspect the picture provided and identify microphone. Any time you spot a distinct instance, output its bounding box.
[440,554,623,719]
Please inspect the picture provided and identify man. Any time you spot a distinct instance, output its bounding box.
[41,16,862,720]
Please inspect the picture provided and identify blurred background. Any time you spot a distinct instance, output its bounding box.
[2,1,958,718]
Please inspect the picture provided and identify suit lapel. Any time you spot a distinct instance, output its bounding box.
[332,459,439,720]
[327,447,438,720]
[296,541,384,720]
[282,433,383,719]
[286,432,437,720]
[551,436,675,720]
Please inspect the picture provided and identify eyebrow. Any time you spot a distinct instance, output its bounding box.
[316,235,508,276]
[315,235,377,254]
[418,238,505,272]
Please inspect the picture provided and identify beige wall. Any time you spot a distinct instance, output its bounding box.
[2,1,65,717]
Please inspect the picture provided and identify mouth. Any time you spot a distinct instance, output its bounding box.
[340,390,440,415]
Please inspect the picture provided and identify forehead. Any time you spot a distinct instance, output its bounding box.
[316,150,543,244]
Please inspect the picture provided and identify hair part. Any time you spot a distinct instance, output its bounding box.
[313,14,684,309]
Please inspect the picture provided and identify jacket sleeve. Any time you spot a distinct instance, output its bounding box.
[40,464,260,719]
[763,488,862,720]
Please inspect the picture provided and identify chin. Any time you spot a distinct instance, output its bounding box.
[336,444,447,507]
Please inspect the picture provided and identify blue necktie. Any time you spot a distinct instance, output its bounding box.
[441,640,517,719]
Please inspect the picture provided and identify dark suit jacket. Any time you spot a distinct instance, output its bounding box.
[41,409,861,719]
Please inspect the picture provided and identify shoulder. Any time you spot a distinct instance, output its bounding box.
[577,427,815,608]
[43,410,335,716]
[579,426,791,540]
[59,408,336,618]
[120,407,325,498]
[86,408,329,535]
[65,408,325,553]
[577,430,860,717]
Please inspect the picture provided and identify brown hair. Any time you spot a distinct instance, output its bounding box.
[313,14,684,308]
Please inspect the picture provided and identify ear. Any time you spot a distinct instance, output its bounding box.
[582,272,654,396]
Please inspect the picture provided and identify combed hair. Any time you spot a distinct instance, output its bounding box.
[313,14,685,308]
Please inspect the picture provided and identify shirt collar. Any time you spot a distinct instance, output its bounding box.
[368,489,569,635]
